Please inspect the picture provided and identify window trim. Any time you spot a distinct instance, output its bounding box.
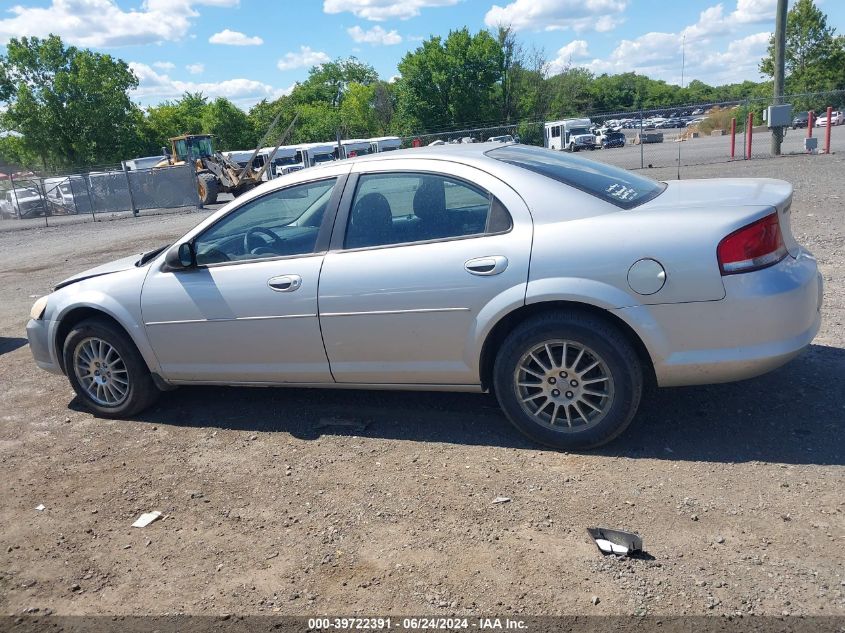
[190,173,347,270]
[328,169,513,254]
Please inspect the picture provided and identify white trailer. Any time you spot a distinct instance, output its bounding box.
[300,142,337,167]
[544,118,596,151]
[338,139,372,159]
[368,136,402,153]
[259,145,307,178]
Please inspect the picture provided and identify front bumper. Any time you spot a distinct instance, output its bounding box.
[26,318,62,374]
[618,251,822,387]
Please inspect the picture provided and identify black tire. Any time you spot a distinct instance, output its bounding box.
[197,172,218,205]
[493,311,643,450]
[63,318,160,418]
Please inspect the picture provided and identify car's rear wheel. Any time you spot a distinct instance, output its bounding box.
[493,311,643,450]
[63,318,160,418]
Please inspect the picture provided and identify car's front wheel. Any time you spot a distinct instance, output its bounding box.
[493,311,643,450]
[63,318,160,418]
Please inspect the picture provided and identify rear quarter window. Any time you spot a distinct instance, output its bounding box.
[487,145,665,210]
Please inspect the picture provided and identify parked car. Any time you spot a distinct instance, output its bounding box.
[1,187,45,219]
[26,144,822,450]
[487,135,515,143]
[599,131,626,149]
[792,112,810,129]
[815,111,843,126]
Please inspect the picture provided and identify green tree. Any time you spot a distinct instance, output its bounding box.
[202,97,254,151]
[760,0,845,94]
[396,28,503,133]
[294,58,379,108]
[0,35,139,169]
[338,82,378,137]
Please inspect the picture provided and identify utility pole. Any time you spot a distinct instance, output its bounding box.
[771,0,788,155]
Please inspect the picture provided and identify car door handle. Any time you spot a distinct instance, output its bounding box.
[465,256,508,276]
[267,275,302,292]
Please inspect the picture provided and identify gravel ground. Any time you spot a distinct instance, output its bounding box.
[0,153,843,618]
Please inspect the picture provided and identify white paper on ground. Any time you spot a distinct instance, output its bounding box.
[594,538,629,555]
[131,511,162,528]
[35,504,46,511]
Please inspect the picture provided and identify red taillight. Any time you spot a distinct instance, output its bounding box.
[717,212,788,275]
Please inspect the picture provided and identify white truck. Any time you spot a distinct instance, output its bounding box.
[368,136,402,153]
[300,142,337,167]
[544,118,596,152]
[260,146,307,178]
[338,139,373,159]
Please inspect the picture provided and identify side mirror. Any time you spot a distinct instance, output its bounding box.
[163,242,195,271]
[161,146,170,157]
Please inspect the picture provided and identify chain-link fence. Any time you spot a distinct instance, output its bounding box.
[403,89,845,174]
[0,163,199,226]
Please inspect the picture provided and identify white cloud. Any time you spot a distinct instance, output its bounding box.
[546,40,590,75]
[560,0,774,86]
[347,25,402,45]
[129,62,293,108]
[209,28,263,46]
[186,63,205,75]
[696,31,771,83]
[732,0,777,24]
[153,61,176,71]
[484,0,627,33]
[323,0,458,21]
[277,45,330,71]
[0,0,239,47]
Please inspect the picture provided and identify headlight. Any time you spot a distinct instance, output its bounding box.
[30,296,49,320]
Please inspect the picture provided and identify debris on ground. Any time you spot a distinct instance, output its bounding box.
[34,504,45,511]
[131,511,162,528]
[491,496,511,504]
[587,527,643,556]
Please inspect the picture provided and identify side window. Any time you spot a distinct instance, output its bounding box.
[194,178,337,265]
[344,172,510,249]
[174,139,188,161]
[551,126,561,138]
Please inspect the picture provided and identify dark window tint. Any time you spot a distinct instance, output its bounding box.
[194,178,336,265]
[487,144,665,209]
[345,173,508,249]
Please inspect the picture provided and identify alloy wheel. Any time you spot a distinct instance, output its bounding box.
[514,339,615,431]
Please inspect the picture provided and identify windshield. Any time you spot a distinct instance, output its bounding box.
[487,145,666,210]
[274,155,300,166]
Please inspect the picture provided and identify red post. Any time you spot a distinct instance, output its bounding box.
[745,112,753,159]
[730,117,737,159]
[825,106,832,153]
[807,110,814,137]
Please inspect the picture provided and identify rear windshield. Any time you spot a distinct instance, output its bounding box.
[487,145,665,209]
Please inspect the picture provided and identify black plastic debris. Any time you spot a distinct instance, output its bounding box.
[587,527,643,556]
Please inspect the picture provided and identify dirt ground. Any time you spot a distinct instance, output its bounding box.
[0,154,843,619]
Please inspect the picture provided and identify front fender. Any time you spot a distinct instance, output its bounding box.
[45,268,161,374]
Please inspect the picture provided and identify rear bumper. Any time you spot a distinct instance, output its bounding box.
[618,250,822,387]
[26,318,62,374]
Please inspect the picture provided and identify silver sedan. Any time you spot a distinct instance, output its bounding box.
[26,144,823,449]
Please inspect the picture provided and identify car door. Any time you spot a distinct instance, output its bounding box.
[141,173,346,384]
[318,159,533,385]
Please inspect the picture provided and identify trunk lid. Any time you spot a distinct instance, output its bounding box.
[644,178,798,256]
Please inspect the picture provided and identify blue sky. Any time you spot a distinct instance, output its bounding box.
[1,0,843,109]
